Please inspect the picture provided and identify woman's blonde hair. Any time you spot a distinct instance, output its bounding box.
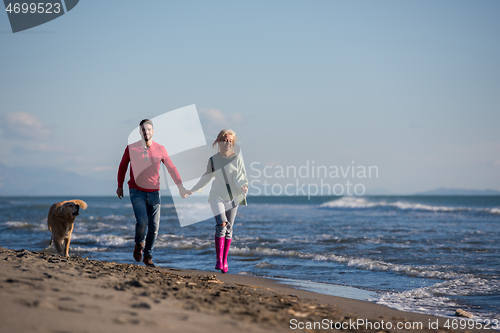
[212,129,238,148]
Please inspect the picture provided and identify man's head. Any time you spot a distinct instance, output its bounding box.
[139,119,154,143]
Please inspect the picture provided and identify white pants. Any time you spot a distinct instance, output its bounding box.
[209,198,239,239]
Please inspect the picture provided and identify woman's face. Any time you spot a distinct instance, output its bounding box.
[220,134,234,151]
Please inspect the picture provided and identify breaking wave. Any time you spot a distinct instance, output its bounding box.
[320,197,500,215]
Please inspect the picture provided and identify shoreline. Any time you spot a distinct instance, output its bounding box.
[273,277,378,301]
[0,247,490,333]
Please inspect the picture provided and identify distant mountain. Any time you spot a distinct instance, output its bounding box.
[413,187,500,196]
[0,161,115,196]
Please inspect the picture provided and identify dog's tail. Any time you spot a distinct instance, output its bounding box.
[70,200,88,210]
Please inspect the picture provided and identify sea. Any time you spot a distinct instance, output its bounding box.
[0,195,499,322]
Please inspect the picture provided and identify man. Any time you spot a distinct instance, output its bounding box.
[117,119,188,267]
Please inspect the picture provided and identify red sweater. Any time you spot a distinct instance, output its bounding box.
[117,141,182,192]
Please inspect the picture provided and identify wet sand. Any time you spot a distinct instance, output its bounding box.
[0,247,484,332]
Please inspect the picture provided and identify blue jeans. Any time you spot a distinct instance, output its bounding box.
[130,188,161,257]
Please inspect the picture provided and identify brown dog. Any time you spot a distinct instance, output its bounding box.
[47,200,87,256]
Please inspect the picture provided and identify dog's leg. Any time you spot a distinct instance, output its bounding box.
[63,237,71,257]
[54,239,63,255]
[63,224,74,257]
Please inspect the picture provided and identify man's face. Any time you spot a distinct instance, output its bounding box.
[140,124,154,141]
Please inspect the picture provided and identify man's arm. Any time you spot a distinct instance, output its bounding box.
[116,146,130,199]
[161,149,188,198]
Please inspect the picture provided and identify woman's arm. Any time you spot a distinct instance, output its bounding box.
[190,158,215,193]
[234,155,249,189]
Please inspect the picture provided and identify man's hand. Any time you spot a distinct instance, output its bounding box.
[178,185,189,199]
[241,185,248,194]
[116,187,124,199]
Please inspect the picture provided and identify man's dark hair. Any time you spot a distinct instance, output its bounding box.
[140,119,153,128]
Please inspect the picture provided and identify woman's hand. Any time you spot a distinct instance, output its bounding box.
[241,185,248,194]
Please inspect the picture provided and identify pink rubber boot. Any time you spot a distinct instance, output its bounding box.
[221,238,231,273]
[215,236,225,270]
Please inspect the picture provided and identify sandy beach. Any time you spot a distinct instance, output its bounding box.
[0,247,489,333]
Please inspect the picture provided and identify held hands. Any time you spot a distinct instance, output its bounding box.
[178,185,194,199]
[178,186,189,199]
[178,185,245,199]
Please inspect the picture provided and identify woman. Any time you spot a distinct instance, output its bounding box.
[187,129,248,273]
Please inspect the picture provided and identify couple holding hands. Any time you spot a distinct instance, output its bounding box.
[117,119,248,272]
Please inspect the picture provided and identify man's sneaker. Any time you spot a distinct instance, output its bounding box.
[133,242,144,262]
[143,255,155,267]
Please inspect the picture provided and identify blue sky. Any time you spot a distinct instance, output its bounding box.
[1,0,499,195]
